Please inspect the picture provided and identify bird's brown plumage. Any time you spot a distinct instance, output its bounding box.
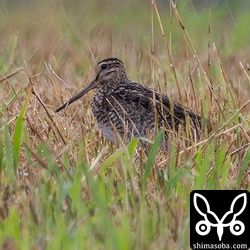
[55,58,201,143]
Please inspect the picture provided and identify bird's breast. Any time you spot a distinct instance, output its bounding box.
[90,91,156,142]
[90,92,116,142]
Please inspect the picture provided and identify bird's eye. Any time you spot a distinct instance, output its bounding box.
[101,64,108,70]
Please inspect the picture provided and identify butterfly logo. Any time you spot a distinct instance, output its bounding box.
[193,193,247,241]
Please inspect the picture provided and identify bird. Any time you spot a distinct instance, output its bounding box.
[55,58,201,144]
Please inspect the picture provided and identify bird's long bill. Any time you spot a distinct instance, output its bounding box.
[55,80,95,113]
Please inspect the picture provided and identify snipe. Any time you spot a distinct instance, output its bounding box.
[55,58,201,143]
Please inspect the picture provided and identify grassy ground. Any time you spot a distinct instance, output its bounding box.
[0,0,249,249]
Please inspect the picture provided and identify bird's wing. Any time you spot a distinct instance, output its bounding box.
[156,89,201,131]
[104,85,155,123]
[107,82,201,131]
[103,85,158,139]
[105,84,171,130]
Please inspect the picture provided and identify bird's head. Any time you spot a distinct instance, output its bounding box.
[55,58,127,113]
[95,58,127,85]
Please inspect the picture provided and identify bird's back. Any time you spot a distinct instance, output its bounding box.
[90,79,201,143]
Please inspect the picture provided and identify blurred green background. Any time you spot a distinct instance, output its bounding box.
[1,0,249,70]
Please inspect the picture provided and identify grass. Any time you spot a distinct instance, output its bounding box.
[0,0,250,249]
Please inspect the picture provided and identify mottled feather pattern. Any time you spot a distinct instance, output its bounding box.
[56,58,201,144]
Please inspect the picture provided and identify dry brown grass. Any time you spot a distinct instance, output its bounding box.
[0,1,249,249]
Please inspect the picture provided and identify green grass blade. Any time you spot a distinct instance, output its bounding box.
[13,99,28,171]
[236,146,250,187]
[80,162,121,248]
[142,128,165,186]
[194,143,214,189]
